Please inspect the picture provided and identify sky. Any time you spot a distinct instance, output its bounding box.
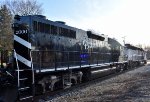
[1,0,150,46]
[35,0,150,46]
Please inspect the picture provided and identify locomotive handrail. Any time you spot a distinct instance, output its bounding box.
[13,49,20,87]
[31,50,111,70]
[30,51,34,84]
[31,50,110,71]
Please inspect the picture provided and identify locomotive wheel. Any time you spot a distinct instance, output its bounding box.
[116,64,121,72]
[82,68,91,82]
[123,63,128,70]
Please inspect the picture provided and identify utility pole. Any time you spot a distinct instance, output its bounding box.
[122,36,126,45]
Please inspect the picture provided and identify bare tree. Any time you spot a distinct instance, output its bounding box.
[5,0,43,16]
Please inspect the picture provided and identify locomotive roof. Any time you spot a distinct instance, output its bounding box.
[17,15,106,41]
[108,37,122,47]
[125,44,144,51]
[19,15,79,30]
[87,31,105,41]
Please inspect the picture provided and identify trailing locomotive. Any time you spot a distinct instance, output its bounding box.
[0,15,147,101]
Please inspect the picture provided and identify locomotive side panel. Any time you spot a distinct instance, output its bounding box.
[108,38,122,63]
[17,15,113,71]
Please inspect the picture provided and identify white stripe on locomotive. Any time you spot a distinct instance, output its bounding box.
[14,35,31,49]
[14,52,31,67]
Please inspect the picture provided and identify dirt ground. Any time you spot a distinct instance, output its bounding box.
[47,63,150,102]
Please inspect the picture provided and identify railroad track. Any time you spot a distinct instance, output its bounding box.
[34,65,146,102]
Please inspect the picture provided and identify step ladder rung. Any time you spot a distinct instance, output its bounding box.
[19,87,30,90]
[64,82,72,86]
[16,70,24,71]
[19,78,28,80]
[20,96,33,101]
[16,69,32,71]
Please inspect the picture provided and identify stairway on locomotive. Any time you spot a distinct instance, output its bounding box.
[14,50,34,101]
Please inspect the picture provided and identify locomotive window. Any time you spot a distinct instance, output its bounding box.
[64,28,68,37]
[59,27,61,35]
[69,30,72,38]
[45,24,50,34]
[58,27,76,38]
[59,27,63,35]
[33,21,38,31]
[64,29,69,37]
[38,22,41,32]
[33,21,76,38]
[61,28,67,37]
[41,23,45,33]
[87,31,105,41]
[35,22,51,34]
[67,30,70,37]
[51,25,57,35]
[70,30,76,39]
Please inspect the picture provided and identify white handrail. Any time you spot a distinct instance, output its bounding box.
[30,51,34,84]
[14,49,20,87]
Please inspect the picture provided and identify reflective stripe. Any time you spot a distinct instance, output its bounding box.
[36,69,55,73]
[35,63,113,73]
[91,68,112,73]
[14,35,31,49]
[14,53,31,67]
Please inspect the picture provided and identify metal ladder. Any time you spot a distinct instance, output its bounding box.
[14,50,34,101]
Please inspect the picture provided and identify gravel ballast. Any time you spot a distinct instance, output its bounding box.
[46,64,150,102]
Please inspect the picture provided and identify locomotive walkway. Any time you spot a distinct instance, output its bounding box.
[46,62,150,102]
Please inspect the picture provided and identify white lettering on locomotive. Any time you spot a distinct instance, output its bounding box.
[15,30,28,35]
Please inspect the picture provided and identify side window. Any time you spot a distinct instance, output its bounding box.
[33,21,38,31]
[45,24,50,34]
[59,27,63,35]
[41,23,45,33]
[33,21,76,38]
[38,22,41,32]
[51,25,57,35]
[64,28,69,37]
[59,27,76,39]
[70,30,76,38]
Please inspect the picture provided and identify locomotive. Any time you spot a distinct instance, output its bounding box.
[0,15,147,102]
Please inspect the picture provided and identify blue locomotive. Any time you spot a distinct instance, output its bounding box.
[0,15,147,101]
